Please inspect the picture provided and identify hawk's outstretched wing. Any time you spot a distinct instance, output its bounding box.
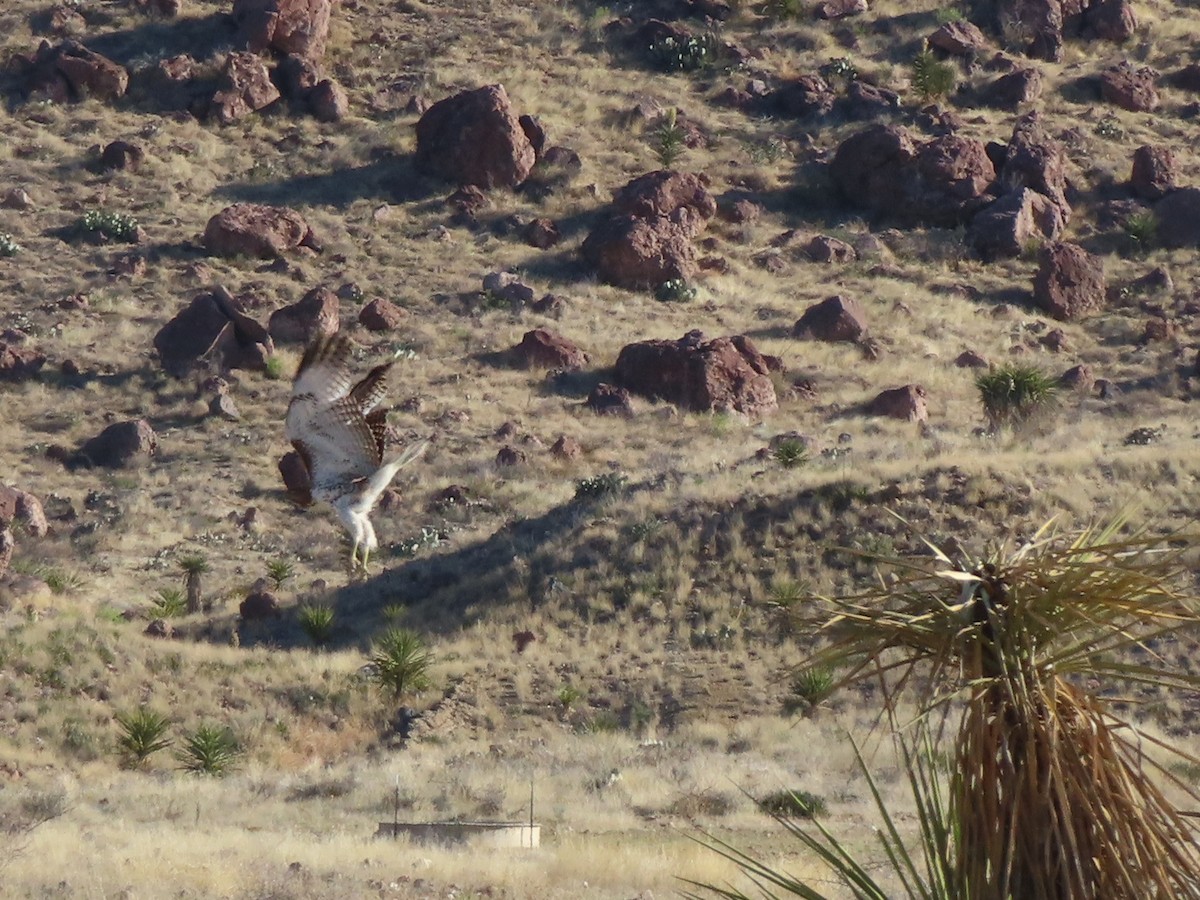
[286,335,393,495]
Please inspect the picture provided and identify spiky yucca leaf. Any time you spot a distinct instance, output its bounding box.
[798,515,1200,899]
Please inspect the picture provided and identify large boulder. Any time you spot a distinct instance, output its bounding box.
[979,68,1043,109]
[1003,0,1064,61]
[581,214,697,290]
[0,342,47,382]
[19,39,128,103]
[830,125,995,227]
[928,21,989,56]
[968,188,1066,261]
[233,0,334,59]
[611,171,716,227]
[995,112,1070,225]
[512,329,588,371]
[278,451,312,505]
[153,286,273,376]
[867,385,928,422]
[78,419,158,468]
[1033,242,1105,321]
[771,74,836,118]
[793,295,868,342]
[0,486,49,538]
[1153,188,1200,249]
[1130,145,1176,201]
[415,84,537,189]
[1086,0,1137,42]
[614,330,777,419]
[1100,61,1159,111]
[204,204,321,258]
[207,51,280,124]
[268,286,340,344]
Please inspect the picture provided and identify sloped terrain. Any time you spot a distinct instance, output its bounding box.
[2,0,1200,896]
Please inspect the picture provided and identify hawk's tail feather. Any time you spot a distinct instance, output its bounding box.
[361,439,429,500]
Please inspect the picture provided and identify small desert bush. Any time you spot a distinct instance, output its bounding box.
[773,438,808,469]
[975,363,1059,430]
[151,587,187,618]
[647,32,719,73]
[757,788,827,818]
[0,233,21,256]
[297,603,335,646]
[784,666,835,714]
[911,44,957,101]
[1124,210,1157,251]
[178,724,242,776]
[369,628,432,698]
[266,559,294,590]
[655,278,697,303]
[264,355,285,380]
[651,107,687,167]
[77,209,139,242]
[574,472,628,501]
[115,707,172,769]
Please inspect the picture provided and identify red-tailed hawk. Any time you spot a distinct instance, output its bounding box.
[286,335,427,571]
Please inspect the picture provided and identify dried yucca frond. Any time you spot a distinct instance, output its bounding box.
[802,515,1200,899]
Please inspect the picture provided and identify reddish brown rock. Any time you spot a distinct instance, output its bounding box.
[204,204,320,258]
[867,384,928,422]
[996,112,1070,223]
[968,188,1065,261]
[524,218,561,249]
[1100,62,1159,112]
[233,0,334,59]
[1130,145,1176,201]
[46,5,86,36]
[308,79,347,122]
[980,68,1043,109]
[415,84,537,189]
[804,236,856,263]
[771,74,835,118]
[1059,364,1094,393]
[99,140,144,172]
[550,435,582,460]
[513,328,588,371]
[1087,0,1137,41]
[586,383,636,417]
[0,486,49,538]
[208,52,280,124]
[278,451,312,505]
[357,297,405,332]
[929,21,989,56]
[79,419,158,468]
[495,445,526,467]
[0,342,47,382]
[20,39,129,103]
[615,331,777,419]
[581,214,697,290]
[276,53,322,97]
[144,619,174,638]
[1154,188,1200,248]
[268,287,339,344]
[1034,242,1106,321]
[239,584,281,620]
[611,171,716,229]
[1009,0,1064,61]
[793,295,868,342]
[154,286,273,376]
[955,349,989,368]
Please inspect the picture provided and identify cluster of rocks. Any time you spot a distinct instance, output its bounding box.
[16,0,348,123]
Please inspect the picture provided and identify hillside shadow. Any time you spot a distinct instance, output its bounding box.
[86,12,236,68]
[214,153,440,208]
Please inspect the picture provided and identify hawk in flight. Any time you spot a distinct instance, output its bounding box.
[286,335,427,571]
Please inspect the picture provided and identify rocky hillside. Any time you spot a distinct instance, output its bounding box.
[1,0,1200,896]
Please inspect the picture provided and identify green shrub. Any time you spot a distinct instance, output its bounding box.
[151,587,187,618]
[758,788,827,818]
[369,628,432,698]
[1094,114,1124,140]
[819,56,858,87]
[115,707,172,769]
[0,233,22,256]
[651,107,687,168]
[773,439,808,469]
[787,666,835,712]
[298,603,335,646]
[975,363,1060,430]
[178,724,241,776]
[763,0,804,19]
[911,44,957,101]
[264,356,285,380]
[78,209,140,242]
[1124,210,1157,251]
[648,32,719,73]
[266,559,294,590]
[654,278,697,303]
[574,472,628,501]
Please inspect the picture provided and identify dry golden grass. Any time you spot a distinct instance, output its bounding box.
[1,0,1200,895]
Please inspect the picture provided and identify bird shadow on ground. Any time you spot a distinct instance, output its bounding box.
[197,491,622,651]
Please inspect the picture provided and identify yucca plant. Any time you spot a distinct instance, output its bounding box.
[266,558,294,591]
[298,602,335,647]
[975,363,1059,430]
[115,707,172,769]
[369,628,432,699]
[177,724,241,776]
[799,517,1200,899]
[150,587,187,618]
[652,107,687,168]
[178,553,209,614]
[911,43,957,102]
